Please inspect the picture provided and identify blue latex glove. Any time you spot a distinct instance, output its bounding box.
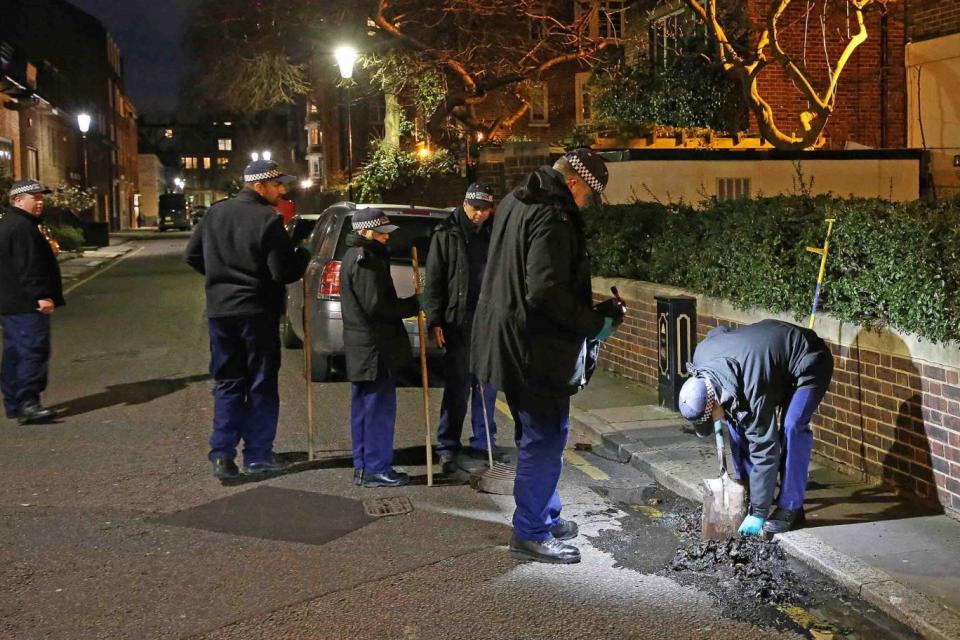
[416,292,429,309]
[738,514,765,536]
[595,317,615,341]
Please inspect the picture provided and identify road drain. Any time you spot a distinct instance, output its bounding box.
[363,496,414,518]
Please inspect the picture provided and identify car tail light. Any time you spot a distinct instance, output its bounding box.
[317,260,341,299]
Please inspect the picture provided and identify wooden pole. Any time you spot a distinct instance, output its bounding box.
[411,247,434,486]
[805,218,836,329]
[302,267,315,461]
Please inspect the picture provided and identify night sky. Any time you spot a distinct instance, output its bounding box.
[66,0,198,117]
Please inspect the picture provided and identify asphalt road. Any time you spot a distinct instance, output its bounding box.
[0,240,920,640]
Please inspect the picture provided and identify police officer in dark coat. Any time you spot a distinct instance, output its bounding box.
[471,149,624,564]
[423,183,503,473]
[185,160,309,479]
[341,209,420,488]
[678,319,834,536]
[0,180,63,424]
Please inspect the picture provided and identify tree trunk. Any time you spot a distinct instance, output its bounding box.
[384,93,402,148]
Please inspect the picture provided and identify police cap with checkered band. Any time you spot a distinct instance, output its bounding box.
[242,159,297,184]
[563,148,609,194]
[351,208,398,234]
[9,179,52,197]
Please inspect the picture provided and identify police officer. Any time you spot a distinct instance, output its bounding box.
[678,319,834,535]
[185,160,310,479]
[423,183,504,473]
[0,180,63,424]
[471,149,624,564]
[341,209,420,488]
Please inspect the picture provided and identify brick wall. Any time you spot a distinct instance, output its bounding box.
[380,174,468,209]
[594,279,960,520]
[909,0,960,42]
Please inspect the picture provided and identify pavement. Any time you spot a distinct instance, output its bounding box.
[568,372,960,640]
[57,240,139,288]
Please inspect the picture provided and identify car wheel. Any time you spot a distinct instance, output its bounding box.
[310,353,332,382]
[280,313,303,349]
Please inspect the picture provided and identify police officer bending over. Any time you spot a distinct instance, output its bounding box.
[471,149,625,564]
[185,160,310,479]
[341,209,420,488]
[678,320,834,535]
[0,180,64,424]
[423,183,505,474]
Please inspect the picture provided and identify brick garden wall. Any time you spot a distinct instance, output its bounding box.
[909,0,960,42]
[594,278,960,521]
[380,174,469,209]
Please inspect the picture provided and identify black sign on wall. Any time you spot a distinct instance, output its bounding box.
[656,296,697,412]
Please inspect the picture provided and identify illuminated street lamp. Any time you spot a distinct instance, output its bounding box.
[335,45,358,201]
[174,177,185,191]
[262,150,272,161]
[77,113,91,188]
[300,178,314,190]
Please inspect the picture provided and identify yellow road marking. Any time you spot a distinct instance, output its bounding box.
[494,396,610,481]
[777,604,844,639]
[64,246,144,294]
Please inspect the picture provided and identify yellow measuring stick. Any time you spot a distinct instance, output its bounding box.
[805,218,836,329]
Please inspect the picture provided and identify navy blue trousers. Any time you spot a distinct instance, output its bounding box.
[207,314,281,465]
[351,363,397,475]
[506,391,569,542]
[1,312,51,416]
[436,334,498,456]
[727,379,831,512]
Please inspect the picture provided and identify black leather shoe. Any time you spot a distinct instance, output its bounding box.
[353,469,364,486]
[439,452,459,475]
[363,468,409,488]
[763,507,805,535]
[242,455,290,475]
[17,402,56,425]
[509,534,581,564]
[212,458,240,479]
[550,517,579,541]
[466,446,512,464]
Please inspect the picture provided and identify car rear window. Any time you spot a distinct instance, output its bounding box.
[333,214,443,263]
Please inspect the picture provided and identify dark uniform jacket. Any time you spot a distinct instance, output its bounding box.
[340,234,419,382]
[689,319,833,515]
[184,188,309,318]
[423,206,491,334]
[0,206,65,315]
[470,167,606,397]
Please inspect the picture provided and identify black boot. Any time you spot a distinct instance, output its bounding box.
[550,517,579,541]
[17,402,56,425]
[763,507,805,535]
[509,535,581,564]
[363,468,409,488]
[242,455,290,475]
[212,457,240,479]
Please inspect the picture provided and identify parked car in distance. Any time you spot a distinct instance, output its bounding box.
[283,203,452,381]
[158,193,191,231]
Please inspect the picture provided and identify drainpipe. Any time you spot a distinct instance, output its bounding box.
[880,10,889,148]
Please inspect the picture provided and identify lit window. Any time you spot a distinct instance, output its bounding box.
[308,102,319,114]
[183,157,197,169]
[217,157,229,168]
[310,158,321,179]
[308,127,321,146]
[203,157,212,169]
[575,1,626,39]
[529,82,549,125]
[217,138,232,151]
[164,128,174,139]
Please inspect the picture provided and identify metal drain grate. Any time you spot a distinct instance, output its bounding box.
[363,496,414,518]
[470,464,516,495]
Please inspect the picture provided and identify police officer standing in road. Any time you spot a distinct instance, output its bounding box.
[471,149,625,564]
[678,319,834,536]
[185,159,310,479]
[423,183,505,474]
[340,209,420,488]
[0,180,64,424]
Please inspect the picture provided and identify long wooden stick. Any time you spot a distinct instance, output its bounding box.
[411,247,434,486]
[805,218,836,329]
[302,268,315,461]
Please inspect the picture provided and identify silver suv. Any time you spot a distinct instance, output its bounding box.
[283,202,452,381]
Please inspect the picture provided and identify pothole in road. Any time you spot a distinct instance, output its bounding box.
[587,485,920,639]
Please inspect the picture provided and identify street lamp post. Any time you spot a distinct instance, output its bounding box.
[335,45,358,202]
[77,113,91,189]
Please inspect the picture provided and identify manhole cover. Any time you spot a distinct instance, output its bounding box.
[363,496,414,518]
[155,487,375,545]
[470,463,516,495]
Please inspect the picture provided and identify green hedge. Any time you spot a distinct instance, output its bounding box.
[585,196,960,343]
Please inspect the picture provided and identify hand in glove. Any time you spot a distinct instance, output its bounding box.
[594,297,627,326]
[416,292,429,310]
[738,514,765,536]
[595,317,616,341]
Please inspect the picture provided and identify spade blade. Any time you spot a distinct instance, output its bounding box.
[701,473,747,541]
